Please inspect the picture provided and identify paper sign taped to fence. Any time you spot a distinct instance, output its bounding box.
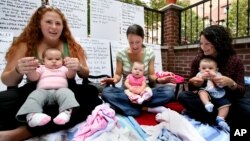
[0,32,13,90]
[75,37,112,83]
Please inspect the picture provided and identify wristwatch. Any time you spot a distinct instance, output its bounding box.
[230,82,237,88]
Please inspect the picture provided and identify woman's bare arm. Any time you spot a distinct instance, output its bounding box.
[1,44,27,86]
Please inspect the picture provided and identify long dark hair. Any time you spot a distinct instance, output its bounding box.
[126,24,144,39]
[126,24,145,47]
[199,25,236,65]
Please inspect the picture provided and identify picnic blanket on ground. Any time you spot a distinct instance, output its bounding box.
[25,105,229,141]
[140,109,205,141]
[183,114,230,141]
[25,104,146,141]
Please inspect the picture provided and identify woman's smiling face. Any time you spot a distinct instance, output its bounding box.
[200,35,218,57]
[40,11,63,42]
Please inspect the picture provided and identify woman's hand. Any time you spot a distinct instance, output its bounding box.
[158,76,176,84]
[64,57,80,71]
[212,75,233,87]
[189,76,204,87]
[100,77,118,85]
[16,57,39,75]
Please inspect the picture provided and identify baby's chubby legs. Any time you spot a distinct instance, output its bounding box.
[124,89,141,103]
[198,90,214,112]
[137,87,153,104]
[216,105,230,132]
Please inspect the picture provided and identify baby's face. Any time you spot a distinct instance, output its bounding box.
[199,61,217,73]
[199,61,217,79]
[131,63,144,78]
[43,50,63,69]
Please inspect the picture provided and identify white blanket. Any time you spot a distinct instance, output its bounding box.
[142,108,205,141]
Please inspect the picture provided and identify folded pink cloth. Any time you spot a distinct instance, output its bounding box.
[156,71,184,84]
[74,104,116,140]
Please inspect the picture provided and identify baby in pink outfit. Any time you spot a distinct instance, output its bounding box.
[124,62,152,104]
[16,48,79,127]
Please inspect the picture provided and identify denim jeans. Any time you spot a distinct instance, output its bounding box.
[101,85,175,116]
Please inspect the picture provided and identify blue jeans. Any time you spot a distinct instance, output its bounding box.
[101,85,175,116]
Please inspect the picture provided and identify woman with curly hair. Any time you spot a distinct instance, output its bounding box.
[0,5,102,140]
[177,25,245,131]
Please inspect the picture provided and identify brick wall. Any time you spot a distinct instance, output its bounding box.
[161,43,250,80]
[173,48,198,78]
[161,5,181,73]
[234,43,250,76]
[161,4,250,81]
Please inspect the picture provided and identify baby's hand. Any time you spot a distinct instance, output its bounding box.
[209,72,217,78]
[201,72,209,79]
[130,86,140,94]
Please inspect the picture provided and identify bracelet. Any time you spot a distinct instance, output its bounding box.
[230,82,237,88]
[77,64,83,73]
[15,66,22,75]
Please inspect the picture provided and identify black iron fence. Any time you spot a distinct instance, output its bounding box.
[180,0,250,45]
[144,7,164,45]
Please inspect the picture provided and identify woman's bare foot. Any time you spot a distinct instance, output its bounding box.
[0,126,32,141]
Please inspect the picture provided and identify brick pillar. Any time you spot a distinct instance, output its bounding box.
[160,4,183,72]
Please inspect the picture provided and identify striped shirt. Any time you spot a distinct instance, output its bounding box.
[116,47,155,84]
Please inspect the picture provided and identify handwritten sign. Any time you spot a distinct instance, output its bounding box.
[90,0,120,40]
[120,3,144,41]
[0,32,13,90]
[145,43,163,72]
[75,37,112,83]
[109,40,128,87]
[0,32,28,90]
[0,0,40,37]
[0,0,162,89]
[51,0,87,37]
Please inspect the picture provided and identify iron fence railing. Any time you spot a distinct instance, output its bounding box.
[180,0,250,45]
[144,7,164,45]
